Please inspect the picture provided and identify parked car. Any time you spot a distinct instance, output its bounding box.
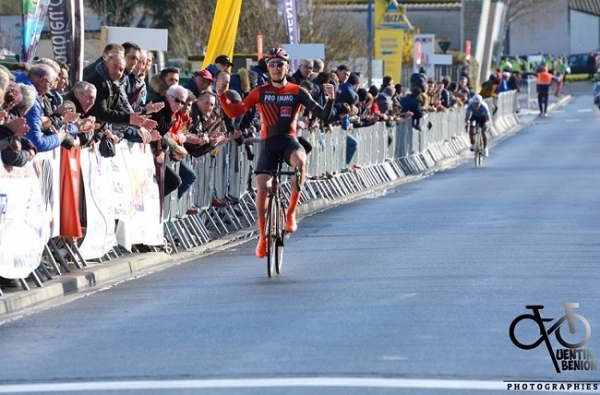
[567,53,592,75]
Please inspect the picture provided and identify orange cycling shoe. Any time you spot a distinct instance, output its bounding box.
[255,237,267,258]
[285,214,298,233]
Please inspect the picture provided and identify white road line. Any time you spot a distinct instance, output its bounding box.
[577,109,593,113]
[553,110,565,113]
[565,119,582,122]
[0,378,510,393]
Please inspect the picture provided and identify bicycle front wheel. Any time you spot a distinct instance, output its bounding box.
[266,195,277,278]
[275,203,285,274]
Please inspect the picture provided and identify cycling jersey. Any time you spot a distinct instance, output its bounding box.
[218,83,333,139]
[465,101,491,120]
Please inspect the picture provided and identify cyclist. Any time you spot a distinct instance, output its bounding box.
[465,94,491,157]
[216,48,335,259]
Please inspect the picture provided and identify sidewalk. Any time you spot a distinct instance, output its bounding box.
[0,92,573,320]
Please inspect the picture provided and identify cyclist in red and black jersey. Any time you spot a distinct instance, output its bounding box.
[217,47,335,259]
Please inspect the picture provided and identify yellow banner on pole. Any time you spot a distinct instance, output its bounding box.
[202,0,243,70]
[373,0,411,82]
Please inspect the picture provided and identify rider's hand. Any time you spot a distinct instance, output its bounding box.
[216,72,231,96]
[322,83,335,100]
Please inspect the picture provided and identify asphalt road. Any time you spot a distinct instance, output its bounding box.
[0,87,599,394]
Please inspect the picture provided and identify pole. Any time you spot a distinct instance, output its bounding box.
[367,0,373,87]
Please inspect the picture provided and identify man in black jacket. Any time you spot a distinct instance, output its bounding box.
[84,54,156,142]
[82,43,124,80]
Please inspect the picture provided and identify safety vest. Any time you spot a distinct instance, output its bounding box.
[537,72,553,85]
[537,71,553,94]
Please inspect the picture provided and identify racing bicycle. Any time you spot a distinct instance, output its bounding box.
[254,156,300,277]
[471,120,484,168]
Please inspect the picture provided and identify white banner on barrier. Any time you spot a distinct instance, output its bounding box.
[78,149,118,260]
[33,149,61,238]
[0,163,51,279]
[112,143,163,250]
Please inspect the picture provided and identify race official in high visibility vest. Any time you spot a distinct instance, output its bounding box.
[536,65,555,117]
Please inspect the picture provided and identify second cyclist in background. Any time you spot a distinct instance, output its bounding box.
[216,48,335,259]
[465,94,491,157]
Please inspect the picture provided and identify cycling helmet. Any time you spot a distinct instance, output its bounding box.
[265,47,290,63]
[472,94,483,104]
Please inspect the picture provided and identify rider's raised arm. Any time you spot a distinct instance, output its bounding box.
[218,88,260,119]
[298,86,333,123]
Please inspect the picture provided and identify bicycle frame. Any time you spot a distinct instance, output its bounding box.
[471,120,484,168]
[255,157,300,277]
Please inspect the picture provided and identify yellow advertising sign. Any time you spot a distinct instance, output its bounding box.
[374,0,412,81]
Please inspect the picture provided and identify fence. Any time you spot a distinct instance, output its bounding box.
[0,91,519,296]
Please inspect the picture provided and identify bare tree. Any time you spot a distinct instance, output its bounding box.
[162,0,367,63]
[0,0,20,15]
[234,0,285,54]
[85,0,144,27]
[304,4,367,61]
[163,0,215,58]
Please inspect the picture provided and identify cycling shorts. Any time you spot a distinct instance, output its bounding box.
[469,115,488,131]
[256,134,304,172]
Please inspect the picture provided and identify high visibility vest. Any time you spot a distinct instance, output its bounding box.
[537,72,553,85]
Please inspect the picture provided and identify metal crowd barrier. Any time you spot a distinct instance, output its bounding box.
[0,91,519,296]
[526,77,539,109]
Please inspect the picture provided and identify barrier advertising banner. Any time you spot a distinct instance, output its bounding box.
[0,163,51,279]
[78,149,117,260]
[33,149,61,238]
[112,143,163,250]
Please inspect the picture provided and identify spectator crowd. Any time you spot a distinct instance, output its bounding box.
[0,42,526,261]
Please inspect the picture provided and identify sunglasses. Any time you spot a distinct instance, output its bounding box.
[268,61,286,69]
[169,94,185,104]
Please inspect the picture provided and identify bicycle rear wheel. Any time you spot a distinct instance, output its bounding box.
[266,195,277,277]
[275,203,285,274]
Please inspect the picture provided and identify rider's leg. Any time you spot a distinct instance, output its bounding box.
[482,124,489,147]
[286,148,306,233]
[468,123,475,147]
[255,174,270,258]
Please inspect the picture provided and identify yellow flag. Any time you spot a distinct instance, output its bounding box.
[202,0,243,70]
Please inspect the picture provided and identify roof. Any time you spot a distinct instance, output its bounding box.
[570,0,600,16]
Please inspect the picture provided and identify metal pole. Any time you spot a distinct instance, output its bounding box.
[102,0,107,25]
[367,0,373,87]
